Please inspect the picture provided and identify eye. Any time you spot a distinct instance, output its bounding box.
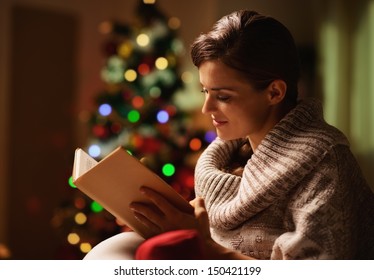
[216,95,230,102]
[200,88,208,94]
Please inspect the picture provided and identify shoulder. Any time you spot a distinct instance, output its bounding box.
[263,99,350,159]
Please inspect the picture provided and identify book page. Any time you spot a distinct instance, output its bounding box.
[73,148,98,180]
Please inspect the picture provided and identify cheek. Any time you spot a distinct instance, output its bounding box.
[234,102,268,129]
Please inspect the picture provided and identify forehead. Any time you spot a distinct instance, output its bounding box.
[198,60,249,88]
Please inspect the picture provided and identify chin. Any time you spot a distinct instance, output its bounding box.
[216,133,243,141]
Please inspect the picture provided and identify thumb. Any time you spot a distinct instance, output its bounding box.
[194,197,210,238]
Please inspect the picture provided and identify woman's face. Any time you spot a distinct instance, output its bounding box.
[199,60,272,141]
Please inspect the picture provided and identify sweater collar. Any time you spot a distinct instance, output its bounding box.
[195,99,349,229]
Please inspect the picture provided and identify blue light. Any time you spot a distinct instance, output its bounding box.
[156,110,169,124]
[98,104,112,116]
[88,145,101,158]
[204,131,217,143]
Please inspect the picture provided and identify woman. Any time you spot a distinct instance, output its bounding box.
[85,10,374,260]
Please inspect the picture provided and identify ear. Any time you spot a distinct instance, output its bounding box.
[266,80,287,105]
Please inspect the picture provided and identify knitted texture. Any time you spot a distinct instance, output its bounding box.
[195,99,374,259]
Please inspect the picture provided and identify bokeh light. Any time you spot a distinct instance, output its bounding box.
[149,86,161,98]
[143,0,156,4]
[98,103,112,116]
[138,63,150,75]
[189,138,202,151]
[68,176,77,188]
[165,105,177,116]
[204,131,217,143]
[162,163,175,177]
[80,243,92,253]
[92,125,107,138]
[136,33,150,47]
[168,17,181,30]
[74,212,87,225]
[124,69,137,82]
[155,57,168,70]
[88,145,101,158]
[128,110,140,123]
[67,233,80,245]
[90,201,103,213]
[132,135,144,148]
[132,96,144,108]
[156,110,169,124]
[74,197,86,209]
[118,42,133,58]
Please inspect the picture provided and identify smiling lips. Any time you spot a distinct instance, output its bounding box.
[212,118,228,127]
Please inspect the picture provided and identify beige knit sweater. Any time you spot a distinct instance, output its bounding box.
[194,99,374,259]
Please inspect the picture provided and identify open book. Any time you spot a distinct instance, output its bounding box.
[72,146,193,239]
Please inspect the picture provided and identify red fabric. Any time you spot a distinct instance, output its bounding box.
[135,229,206,260]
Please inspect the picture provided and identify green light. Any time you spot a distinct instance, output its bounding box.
[68,176,77,188]
[162,163,175,177]
[126,150,133,155]
[128,110,140,123]
[91,201,103,213]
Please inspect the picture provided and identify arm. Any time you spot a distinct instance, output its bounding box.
[272,146,354,260]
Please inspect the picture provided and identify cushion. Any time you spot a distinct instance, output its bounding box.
[135,229,205,260]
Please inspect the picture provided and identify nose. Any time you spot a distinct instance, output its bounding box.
[201,93,215,115]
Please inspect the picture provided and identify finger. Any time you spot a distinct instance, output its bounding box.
[139,187,177,217]
[193,197,211,237]
[189,198,197,207]
[131,211,162,236]
[130,202,164,226]
[132,210,160,230]
[194,197,207,219]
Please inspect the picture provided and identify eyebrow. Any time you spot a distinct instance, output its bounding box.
[202,86,236,92]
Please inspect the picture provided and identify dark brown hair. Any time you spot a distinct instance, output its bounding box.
[191,10,300,104]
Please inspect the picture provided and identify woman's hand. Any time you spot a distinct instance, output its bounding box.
[189,197,211,239]
[129,187,204,236]
[130,188,254,259]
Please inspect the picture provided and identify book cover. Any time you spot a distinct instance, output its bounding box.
[72,146,193,239]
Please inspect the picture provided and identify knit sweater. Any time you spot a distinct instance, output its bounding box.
[194,99,374,259]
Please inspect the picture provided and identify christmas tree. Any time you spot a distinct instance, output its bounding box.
[52,0,215,259]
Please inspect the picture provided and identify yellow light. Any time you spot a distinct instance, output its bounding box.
[74,212,87,225]
[80,242,92,253]
[124,69,137,82]
[168,17,181,30]
[143,0,156,4]
[118,42,133,58]
[67,233,80,245]
[181,71,193,83]
[155,57,168,70]
[136,34,150,47]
